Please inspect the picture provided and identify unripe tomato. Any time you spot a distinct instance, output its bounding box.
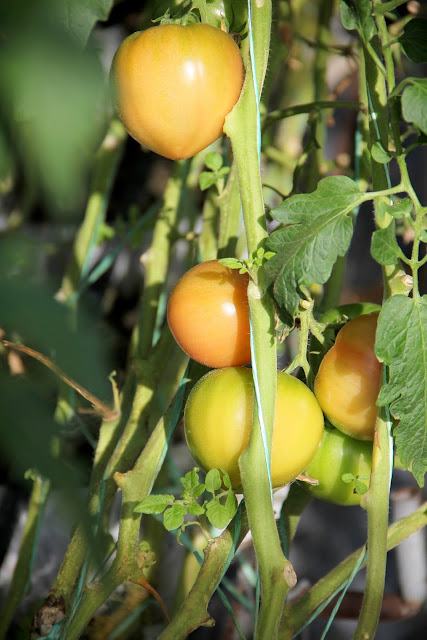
[314,312,381,440]
[167,260,251,368]
[299,426,372,506]
[184,367,324,489]
[110,23,244,160]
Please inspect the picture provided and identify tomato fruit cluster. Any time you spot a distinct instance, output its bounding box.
[167,260,251,368]
[111,23,244,160]
[184,367,324,489]
[300,425,372,506]
[314,312,381,440]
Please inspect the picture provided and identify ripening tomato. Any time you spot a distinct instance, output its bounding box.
[110,23,244,160]
[314,312,381,440]
[299,426,372,506]
[184,367,324,489]
[167,260,251,368]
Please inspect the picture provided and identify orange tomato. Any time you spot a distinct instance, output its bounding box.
[314,312,382,440]
[110,23,244,160]
[167,260,251,368]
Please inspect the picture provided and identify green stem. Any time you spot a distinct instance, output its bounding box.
[262,100,362,131]
[58,119,127,305]
[225,3,295,638]
[159,509,249,640]
[217,161,244,258]
[135,160,190,360]
[350,10,396,639]
[279,501,427,638]
[61,396,186,640]
[0,476,50,639]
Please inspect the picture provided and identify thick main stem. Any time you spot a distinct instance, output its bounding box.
[224,2,295,638]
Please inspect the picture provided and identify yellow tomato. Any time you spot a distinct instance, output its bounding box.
[110,23,244,160]
[184,367,324,489]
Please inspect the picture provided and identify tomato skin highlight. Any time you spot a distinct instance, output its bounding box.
[110,23,244,160]
[184,367,324,489]
[300,426,372,506]
[167,260,251,368]
[314,312,381,440]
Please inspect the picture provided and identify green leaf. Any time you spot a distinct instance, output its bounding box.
[58,0,115,46]
[205,151,223,171]
[402,79,427,135]
[199,171,217,191]
[420,229,427,243]
[181,468,200,490]
[339,0,376,40]
[221,470,232,490]
[354,479,368,495]
[339,0,358,31]
[342,473,355,484]
[399,18,427,63]
[205,493,238,529]
[188,502,205,516]
[205,468,222,493]
[371,141,392,164]
[164,504,187,531]
[389,198,413,219]
[218,166,230,177]
[265,176,360,316]
[192,483,206,499]
[134,494,175,514]
[219,258,244,270]
[371,226,405,266]
[375,296,427,487]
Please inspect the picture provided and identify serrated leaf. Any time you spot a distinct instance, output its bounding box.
[371,141,392,164]
[218,166,230,177]
[402,79,427,135]
[163,504,187,531]
[205,468,222,493]
[58,0,114,46]
[265,176,360,316]
[199,171,217,191]
[205,151,223,171]
[399,18,427,63]
[205,493,237,529]
[375,296,427,487]
[134,494,175,514]
[371,226,405,266]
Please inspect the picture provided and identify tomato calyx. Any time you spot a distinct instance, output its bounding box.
[152,1,200,27]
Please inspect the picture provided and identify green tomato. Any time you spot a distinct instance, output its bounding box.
[299,426,372,506]
[184,367,324,489]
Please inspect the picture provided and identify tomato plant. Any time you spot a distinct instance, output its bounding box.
[184,367,324,489]
[314,313,382,440]
[2,2,427,640]
[167,260,251,368]
[110,23,244,160]
[300,425,373,506]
